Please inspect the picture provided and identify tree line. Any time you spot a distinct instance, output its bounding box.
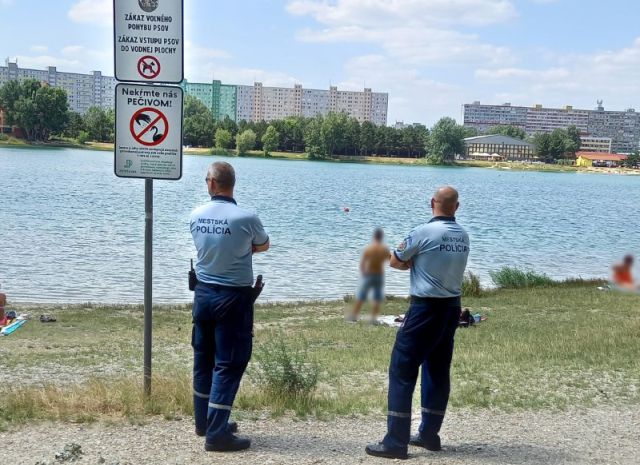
[182,95,430,159]
[0,79,115,143]
[1,80,638,167]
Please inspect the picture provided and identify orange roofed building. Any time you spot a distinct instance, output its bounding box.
[575,151,627,167]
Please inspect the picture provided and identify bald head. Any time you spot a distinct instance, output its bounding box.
[431,186,459,217]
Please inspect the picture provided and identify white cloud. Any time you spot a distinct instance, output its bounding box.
[285,0,520,123]
[288,0,516,65]
[473,37,640,111]
[287,0,516,28]
[15,46,113,74]
[68,0,111,27]
[29,45,48,53]
[184,42,297,87]
[475,67,570,81]
[339,54,464,124]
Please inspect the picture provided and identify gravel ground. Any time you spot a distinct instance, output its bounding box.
[4,406,638,465]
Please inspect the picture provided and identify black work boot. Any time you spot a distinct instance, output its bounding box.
[196,420,238,437]
[409,433,441,451]
[205,434,251,452]
[365,442,408,460]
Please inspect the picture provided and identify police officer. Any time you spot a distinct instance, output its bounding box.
[190,161,270,452]
[366,186,469,460]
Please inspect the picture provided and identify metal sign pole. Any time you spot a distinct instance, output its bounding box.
[114,0,184,398]
[143,178,153,396]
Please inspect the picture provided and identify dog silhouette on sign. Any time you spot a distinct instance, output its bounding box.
[141,60,156,76]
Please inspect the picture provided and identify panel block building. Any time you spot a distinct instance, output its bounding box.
[0,61,116,114]
[1,61,389,126]
[463,101,640,153]
[185,80,388,126]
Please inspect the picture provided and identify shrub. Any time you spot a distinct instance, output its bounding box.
[77,130,90,144]
[235,129,256,155]
[0,134,8,141]
[490,266,554,289]
[462,271,483,297]
[252,335,319,399]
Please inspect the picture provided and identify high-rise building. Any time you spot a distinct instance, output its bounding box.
[0,61,389,126]
[463,101,640,153]
[0,61,116,114]
[580,136,612,153]
[193,81,388,125]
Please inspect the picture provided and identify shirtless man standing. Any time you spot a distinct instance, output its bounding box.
[348,228,390,323]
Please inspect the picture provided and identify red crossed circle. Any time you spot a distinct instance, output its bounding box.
[130,107,169,147]
[137,55,161,79]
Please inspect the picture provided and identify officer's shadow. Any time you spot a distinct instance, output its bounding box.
[414,441,576,464]
[253,433,575,464]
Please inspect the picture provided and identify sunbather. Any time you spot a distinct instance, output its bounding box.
[0,284,7,326]
[612,255,638,290]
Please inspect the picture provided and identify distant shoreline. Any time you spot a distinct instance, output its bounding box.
[2,139,639,175]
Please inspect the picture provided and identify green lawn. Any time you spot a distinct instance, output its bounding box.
[0,286,638,428]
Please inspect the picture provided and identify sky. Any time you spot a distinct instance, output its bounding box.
[1,0,640,125]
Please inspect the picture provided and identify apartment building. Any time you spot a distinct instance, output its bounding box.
[0,61,116,113]
[463,101,640,153]
[0,61,389,126]
[189,80,388,126]
[580,136,612,153]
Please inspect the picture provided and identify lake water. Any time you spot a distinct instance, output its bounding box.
[1,147,639,304]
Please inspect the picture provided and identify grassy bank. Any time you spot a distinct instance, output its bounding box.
[1,284,638,429]
[3,139,638,174]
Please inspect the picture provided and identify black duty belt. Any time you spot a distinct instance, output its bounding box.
[197,281,253,293]
[410,295,461,305]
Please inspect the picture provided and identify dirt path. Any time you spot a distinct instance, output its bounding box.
[5,406,638,464]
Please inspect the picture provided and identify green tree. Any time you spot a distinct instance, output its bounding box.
[624,150,639,168]
[183,94,214,147]
[304,116,325,159]
[83,106,113,143]
[533,133,552,161]
[64,111,85,140]
[77,130,90,144]
[463,126,480,138]
[280,116,305,152]
[359,121,376,156]
[565,125,582,156]
[0,79,68,141]
[486,125,527,140]
[426,117,465,164]
[343,117,360,156]
[549,128,570,160]
[261,125,279,156]
[320,112,349,157]
[400,124,428,158]
[216,116,238,138]
[236,129,256,155]
[214,128,232,150]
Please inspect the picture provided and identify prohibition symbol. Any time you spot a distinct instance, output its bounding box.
[130,107,169,147]
[137,55,161,79]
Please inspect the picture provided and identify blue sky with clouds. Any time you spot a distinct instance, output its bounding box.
[1,0,639,125]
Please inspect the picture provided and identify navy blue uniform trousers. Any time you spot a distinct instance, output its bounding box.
[383,296,461,450]
[191,283,253,444]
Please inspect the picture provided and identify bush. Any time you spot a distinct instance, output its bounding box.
[214,128,232,150]
[77,130,90,144]
[462,271,483,297]
[252,335,319,399]
[0,133,8,141]
[235,129,256,155]
[490,266,554,289]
